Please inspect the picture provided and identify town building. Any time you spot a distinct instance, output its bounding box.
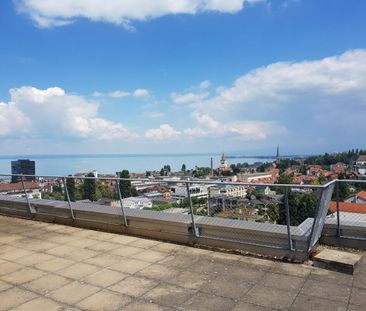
[345,191,366,204]
[11,159,35,183]
[0,181,41,199]
[170,184,208,200]
[353,155,366,176]
[210,185,247,198]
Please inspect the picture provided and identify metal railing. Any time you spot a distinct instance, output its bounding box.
[331,179,366,241]
[0,173,348,258]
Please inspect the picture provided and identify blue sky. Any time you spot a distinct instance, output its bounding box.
[0,0,366,155]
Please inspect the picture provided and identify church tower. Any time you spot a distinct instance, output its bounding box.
[220,153,228,169]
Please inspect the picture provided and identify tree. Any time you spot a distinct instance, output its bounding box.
[278,191,319,226]
[277,173,293,185]
[181,164,186,172]
[118,170,138,198]
[64,175,76,202]
[83,173,97,201]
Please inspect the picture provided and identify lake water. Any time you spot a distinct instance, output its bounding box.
[0,154,274,176]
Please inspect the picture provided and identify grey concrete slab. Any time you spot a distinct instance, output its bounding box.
[313,249,362,274]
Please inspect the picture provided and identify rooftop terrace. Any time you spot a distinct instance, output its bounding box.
[1,215,366,311]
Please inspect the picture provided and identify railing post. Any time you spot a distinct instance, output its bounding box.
[336,181,341,237]
[63,177,75,220]
[284,187,293,251]
[186,182,199,237]
[117,179,128,227]
[20,175,34,215]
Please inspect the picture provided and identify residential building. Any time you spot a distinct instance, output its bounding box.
[11,159,35,183]
[353,155,366,176]
[0,181,41,199]
[210,185,247,198]
[170,184,208,199]
[345,191,366,204]
[120,196,153,209]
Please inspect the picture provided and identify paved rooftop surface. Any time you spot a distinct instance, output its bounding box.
[0,215,365,311]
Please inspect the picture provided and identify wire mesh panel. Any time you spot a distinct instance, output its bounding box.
[329,180,366,240]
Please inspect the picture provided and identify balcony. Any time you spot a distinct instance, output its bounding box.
[1,215,366,310]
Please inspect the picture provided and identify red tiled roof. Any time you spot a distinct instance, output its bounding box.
[329,201,366,214]
[0,182,41,192]
[356,191,366,201]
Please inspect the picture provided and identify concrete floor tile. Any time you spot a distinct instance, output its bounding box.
[300,279,351,302]
[136,264,180,282]
[82,268,127,287]
[24,273,72,295]
[246,285,297,309]
[158,254,197,270]
[0,279,12,292]
[131,250,169,263]
[0,287,37,311]
[271,262,312,277]
[0,234,23,244]
[123,300,169,311]
[144,284,193,308]
[111,245,144,257]
[309,267,353,286]
[34,256,75,272]
[45,233,77,244]
[47,281,100,305]
[9,297,63,311]
[128,238,161,249]
[183,292,236,311]
[352,272,366,290]
[0,261,23,276]
[46,245,99,261]
[1,267,46,285]
[84,253,122,267]
[107,234,139,245]
[225,266,266,283]
[231,301,271,311]
[56,262,100,280]
[0,248,34,261]
[203,275,254,299]
[76,289,132,311]
[65,238,100,248]
[12,252,57,266]
[86,241,120,252]
[108,275,158,297]
[238,256,276,271]
[167,270,212,290]
[290,294,347,311]
[260,272,305,292]
[188,259,228,276]
[349,287,366,306]
[150,242,186,254]
[109,258,151,274]
[15,239,60,252]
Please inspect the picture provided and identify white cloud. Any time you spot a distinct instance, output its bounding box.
[145,124,181,140]
[16,0,264,29]
[133,88,149,97]
[197,49,366,113]
[93,88,149,98]
[171,91,209,105]
[108,90,131,98]
[199,80,211,89]
[185,113,284,139]
[1,86,135,141]
[0,102,31,137]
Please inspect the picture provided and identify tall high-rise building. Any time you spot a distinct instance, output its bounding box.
[11,159,36,183]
